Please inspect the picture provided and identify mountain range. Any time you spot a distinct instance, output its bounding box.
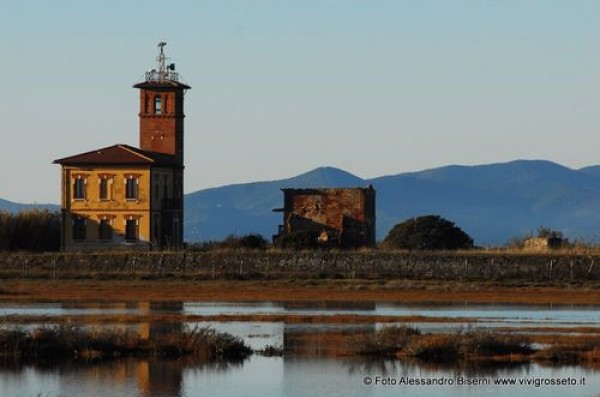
[183,160,600,246]
[0,198,58,214]
[4,160,600,246]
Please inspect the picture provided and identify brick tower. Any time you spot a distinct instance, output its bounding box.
[54,42,191,251]
[134,42,190,165]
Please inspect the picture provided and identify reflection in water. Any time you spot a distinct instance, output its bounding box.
[5,300,600,329]
[2,356,600,397]
[0,357,250,397]
[3,300,600,396]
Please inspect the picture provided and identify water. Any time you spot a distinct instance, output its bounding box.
[3,300,600,329]
[2,300,600,397]
[2,356,599,397]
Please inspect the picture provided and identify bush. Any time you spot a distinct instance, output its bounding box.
[188,234,268,251]
[382,215,474,250]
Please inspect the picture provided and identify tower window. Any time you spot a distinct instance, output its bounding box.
[154,96,162,114]
[73,177,86,200]
[125,176,139,200]
[72,216,86,241]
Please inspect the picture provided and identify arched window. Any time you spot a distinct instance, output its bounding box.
[154,96,162,114]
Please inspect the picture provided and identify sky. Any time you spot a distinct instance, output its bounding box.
[1,0,599,204]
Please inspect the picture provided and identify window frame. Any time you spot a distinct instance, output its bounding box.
[72,216,86,241]
[154,96,162,114]
[98,218,113,241]
[125,218,139,242]
[125,176,139,201]
[99,176,111,201]
[73,177,86,201]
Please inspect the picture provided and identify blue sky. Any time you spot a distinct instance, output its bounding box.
[1,0,599,203]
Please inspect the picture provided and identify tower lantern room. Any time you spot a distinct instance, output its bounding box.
[133,42,190,165]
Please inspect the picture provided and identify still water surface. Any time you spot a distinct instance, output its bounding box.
[3,301,600,327]
[2,356,599,397]
[1,301,600,397]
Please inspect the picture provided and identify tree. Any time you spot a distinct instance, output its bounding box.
[536,227,564,240]
[383,215,474,250]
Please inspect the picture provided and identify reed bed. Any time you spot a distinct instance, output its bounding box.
[348,326,600,365]
[0,324,251,362]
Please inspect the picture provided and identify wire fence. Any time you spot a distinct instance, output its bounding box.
[1,251,599,281]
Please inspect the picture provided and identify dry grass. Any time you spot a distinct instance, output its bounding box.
[348,326,421,356]
[0,324,251,362]
[350,327,533,363]
[348,326,600,366]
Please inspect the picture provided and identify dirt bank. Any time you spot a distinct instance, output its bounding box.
[2,279,600,304]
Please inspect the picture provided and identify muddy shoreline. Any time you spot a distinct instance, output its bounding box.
[2,278,600,304]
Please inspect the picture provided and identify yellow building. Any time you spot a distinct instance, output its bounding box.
[54,43,189,251]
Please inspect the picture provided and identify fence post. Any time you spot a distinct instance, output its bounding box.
[570,260,574,282]
[266,257,270,278]
[131,257,136,276]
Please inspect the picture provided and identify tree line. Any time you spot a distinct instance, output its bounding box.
[0,210,60,252]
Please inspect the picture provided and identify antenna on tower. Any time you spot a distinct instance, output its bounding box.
[145,42,179,82]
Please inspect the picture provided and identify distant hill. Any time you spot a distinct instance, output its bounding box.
[184,166,366,242]
[0,198,59,213]
[184,160,600,246]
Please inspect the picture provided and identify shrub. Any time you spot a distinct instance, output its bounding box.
[188,233,268,251]
[383,215,474,250]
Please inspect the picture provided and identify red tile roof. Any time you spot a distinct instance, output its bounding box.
[53,144,180,167]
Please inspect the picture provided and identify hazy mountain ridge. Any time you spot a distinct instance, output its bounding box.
[184,160,600,246]
[4,161,600,246]
[0,198,58,213]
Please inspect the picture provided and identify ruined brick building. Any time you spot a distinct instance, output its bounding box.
[274,187,376,248]
[53,43,190,250]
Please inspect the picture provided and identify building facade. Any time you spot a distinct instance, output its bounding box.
[54,43,189,251]
[274,187,376,248]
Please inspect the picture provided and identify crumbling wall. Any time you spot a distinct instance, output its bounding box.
[277,187,375,248]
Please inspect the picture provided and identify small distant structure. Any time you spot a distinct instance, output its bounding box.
[523,236,563,252]
[273,187,376,248]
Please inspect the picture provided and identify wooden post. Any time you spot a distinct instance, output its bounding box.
[570,260,574,281]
